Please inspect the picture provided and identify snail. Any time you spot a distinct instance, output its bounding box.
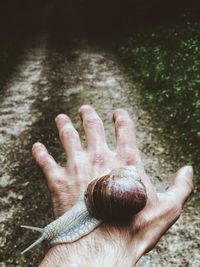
[21,166,147,254]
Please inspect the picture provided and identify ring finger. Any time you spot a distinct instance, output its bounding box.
[113,109,141,166]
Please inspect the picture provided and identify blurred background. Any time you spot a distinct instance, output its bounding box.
[0,1,199,266]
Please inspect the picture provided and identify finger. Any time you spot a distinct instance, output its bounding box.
[32,142,59,180]
[113,109,141,165]
[166,165,193,207]
[134,166,193,256]
[79,105,108,151]
[55,114,83,160]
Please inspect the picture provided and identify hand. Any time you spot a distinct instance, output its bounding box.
[32,105,193,267]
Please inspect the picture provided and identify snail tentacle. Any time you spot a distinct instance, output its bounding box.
[21,236,45,254]
[20,225,43,233]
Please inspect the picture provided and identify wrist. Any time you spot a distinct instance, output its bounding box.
[39,237,141,267]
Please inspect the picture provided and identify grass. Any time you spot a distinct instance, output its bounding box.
[114,19,200,178]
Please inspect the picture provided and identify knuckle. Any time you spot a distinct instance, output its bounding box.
[119,148,140,165]
[51,177,67,193]
[116,117,132,128]
[92,152,105,166]
[60,126,77,140]
[125,158,137,165]
[72,162,80,174]
[84,116,102,128]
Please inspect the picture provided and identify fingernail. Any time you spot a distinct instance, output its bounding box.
[55,114,67,121]
[185,165,193,176]
[33,142,43,148]
[79,105,91,113]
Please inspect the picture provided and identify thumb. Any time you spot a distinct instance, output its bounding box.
[166,165,193,207]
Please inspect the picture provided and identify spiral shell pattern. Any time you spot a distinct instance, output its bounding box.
[84,166,147,220]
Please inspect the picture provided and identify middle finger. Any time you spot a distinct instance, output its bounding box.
[79,105,108,151]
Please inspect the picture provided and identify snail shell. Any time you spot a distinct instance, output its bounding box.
[21,166,147,254]
[85,167,147,220]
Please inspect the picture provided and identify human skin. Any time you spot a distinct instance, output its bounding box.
[32,105,193,267]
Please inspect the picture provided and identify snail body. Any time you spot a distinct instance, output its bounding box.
[21,166,147,254]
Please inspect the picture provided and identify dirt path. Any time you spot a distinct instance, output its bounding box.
[0,36,199,267]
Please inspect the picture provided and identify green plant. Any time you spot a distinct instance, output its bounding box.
[115,20,200,177]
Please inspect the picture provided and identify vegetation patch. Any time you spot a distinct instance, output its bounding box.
[115,19,200,178]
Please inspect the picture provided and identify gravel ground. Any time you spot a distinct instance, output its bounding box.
[0,35,199,267]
